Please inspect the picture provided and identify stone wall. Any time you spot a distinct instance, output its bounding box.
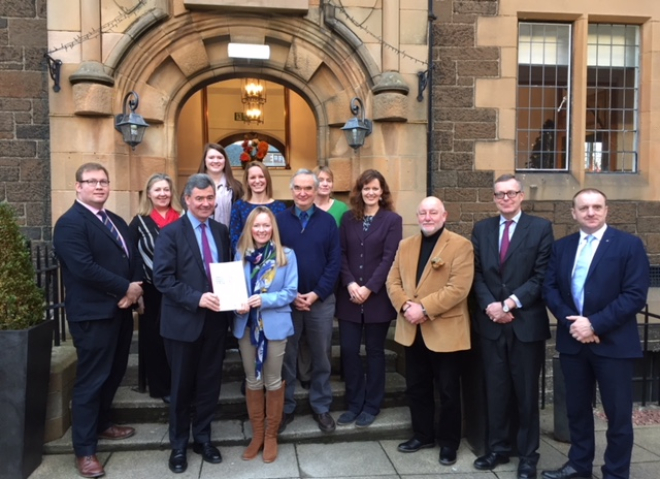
[0,0,51,242]
[431,0,660,265]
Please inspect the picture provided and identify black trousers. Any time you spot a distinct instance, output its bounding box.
[164,312,228,449]
[68,310,134,456]
[404,327,464,449]
[479,325,544,463]
[139,282,170,398]
[339,318,391,416]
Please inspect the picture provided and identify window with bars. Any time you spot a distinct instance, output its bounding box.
[516,22,640,173]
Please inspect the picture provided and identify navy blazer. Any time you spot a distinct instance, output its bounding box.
[543,226,649,358]
[471,212,553,342]
[335,209,402,323]
[153,214,230,342]
[53,201,142,322]
[233,248,298,341]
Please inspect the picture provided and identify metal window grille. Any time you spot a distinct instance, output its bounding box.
[585,24,640,173]
[517,23,572,171]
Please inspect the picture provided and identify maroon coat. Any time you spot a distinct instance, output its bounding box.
[335,209,403,323]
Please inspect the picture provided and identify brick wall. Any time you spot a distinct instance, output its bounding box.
[431,0,660,265]
[0,0,50,242]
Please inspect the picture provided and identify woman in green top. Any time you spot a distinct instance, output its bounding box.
[313,166,349,226]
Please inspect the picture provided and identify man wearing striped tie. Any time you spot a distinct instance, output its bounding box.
[542,189,649,479]
[471,174,554,479]
[53,163,143,478]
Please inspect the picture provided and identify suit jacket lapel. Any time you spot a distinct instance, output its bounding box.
[75,202,126,255]
[586,227,614,281]
[503,213,530,262]
[416,232,449,292]
[182,216,207,277]
[486,218,500,265]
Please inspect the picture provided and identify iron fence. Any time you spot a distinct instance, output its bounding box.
[32,244,67,346]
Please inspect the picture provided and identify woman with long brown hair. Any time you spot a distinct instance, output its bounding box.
[197,143,244,227]
[335,169,402,427]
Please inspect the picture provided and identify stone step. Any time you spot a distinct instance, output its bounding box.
[120,344,401,388]
[112,372,407,424]
[43,406,413,455]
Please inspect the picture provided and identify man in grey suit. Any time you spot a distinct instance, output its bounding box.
[471,174,554,479]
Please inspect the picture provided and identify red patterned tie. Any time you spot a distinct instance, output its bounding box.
[500,220,513,264]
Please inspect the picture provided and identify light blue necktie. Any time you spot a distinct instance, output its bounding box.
[571,235,594,314]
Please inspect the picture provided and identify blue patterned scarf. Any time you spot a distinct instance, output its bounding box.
[245,242,277,380]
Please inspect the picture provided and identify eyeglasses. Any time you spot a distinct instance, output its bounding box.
[292,185,315,193]
[80,179,110,187]
[493,191,521,199]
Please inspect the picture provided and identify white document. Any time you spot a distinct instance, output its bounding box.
[209,261,248,312]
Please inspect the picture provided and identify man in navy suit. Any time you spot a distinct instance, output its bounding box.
[471,174,553,479]
[53,162,143,478]
[153,173,230,474]
[542,188,649,479]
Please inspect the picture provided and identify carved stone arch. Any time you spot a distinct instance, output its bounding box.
[109,11,379,176]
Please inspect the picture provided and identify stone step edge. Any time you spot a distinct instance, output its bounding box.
[43,406,413,455]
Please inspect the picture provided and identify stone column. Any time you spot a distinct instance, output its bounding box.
[382,0,400,72]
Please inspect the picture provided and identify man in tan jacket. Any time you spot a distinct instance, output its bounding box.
[386,196,474,466]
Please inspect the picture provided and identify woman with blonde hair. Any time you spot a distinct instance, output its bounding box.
[129,173,183,403]
[234,206,298,463]
[197,143,244,227]
[229,161,286,254]
[313,166,349,227]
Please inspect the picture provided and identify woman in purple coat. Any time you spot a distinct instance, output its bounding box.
[335,169,403,427]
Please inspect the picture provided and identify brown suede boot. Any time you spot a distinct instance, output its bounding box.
[242,387,265,460]
[263,381,285,463]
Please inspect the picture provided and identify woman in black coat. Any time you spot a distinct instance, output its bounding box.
[129,173,183,403]
[335,169,402,427]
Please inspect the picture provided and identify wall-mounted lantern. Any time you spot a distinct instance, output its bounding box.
[341,97,372,151]
[114,91,149,150]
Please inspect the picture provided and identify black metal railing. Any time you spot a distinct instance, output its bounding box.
[32,244,67,346]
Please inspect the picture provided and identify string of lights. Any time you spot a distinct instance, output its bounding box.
[47,0,146,54]
[332,0,430,67]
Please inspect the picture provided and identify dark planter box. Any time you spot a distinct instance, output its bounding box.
[0,320,54,479]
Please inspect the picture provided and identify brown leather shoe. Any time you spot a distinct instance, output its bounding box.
[98,425,136,440]
[75,455,105,478]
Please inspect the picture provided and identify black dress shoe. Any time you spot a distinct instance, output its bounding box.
[439,446,457,465]
[300,380,311,390]
[397,438,435,453]
[161,395,171,404]
[518,460,537,479]
[168,449,187,474]
[279,412,295,433]
[192,442,222,464]
[541,462,591,479]
[313,412,336,433]
[474,452,510,470]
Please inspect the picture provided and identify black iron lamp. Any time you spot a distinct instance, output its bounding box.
[115,91,149,150]
[341,97,372,151]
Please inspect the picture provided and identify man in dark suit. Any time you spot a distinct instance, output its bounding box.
[471,174,553,479]
[542,189,649,479]
[153,173,230,474]
[53,162,143,478]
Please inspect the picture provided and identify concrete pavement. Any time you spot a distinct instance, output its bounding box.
[31,406,660,478]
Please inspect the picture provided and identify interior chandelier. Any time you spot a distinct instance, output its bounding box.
[242,78,266,124]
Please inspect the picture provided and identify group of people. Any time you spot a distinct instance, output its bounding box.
[53,152,649,479]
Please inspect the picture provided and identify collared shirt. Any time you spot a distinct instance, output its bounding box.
[295,205,315,219]
[77,199,128,254]
[499,211,522,308]
[572,224,608,276]
[499,210,522,250]
[187,211,218,263]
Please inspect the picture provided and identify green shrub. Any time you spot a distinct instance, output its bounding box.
[0,202,45,330]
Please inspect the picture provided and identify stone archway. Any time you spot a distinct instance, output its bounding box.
[109,11,376,195]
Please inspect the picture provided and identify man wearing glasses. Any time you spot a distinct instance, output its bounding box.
[471,174,554,479]
[276,169,341,433]
[54,163,143,478]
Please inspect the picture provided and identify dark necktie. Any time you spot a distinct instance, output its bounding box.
[300,211,309,231]
[500,220,513,264]
[200,223,214,281]
[97,210,125,252]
